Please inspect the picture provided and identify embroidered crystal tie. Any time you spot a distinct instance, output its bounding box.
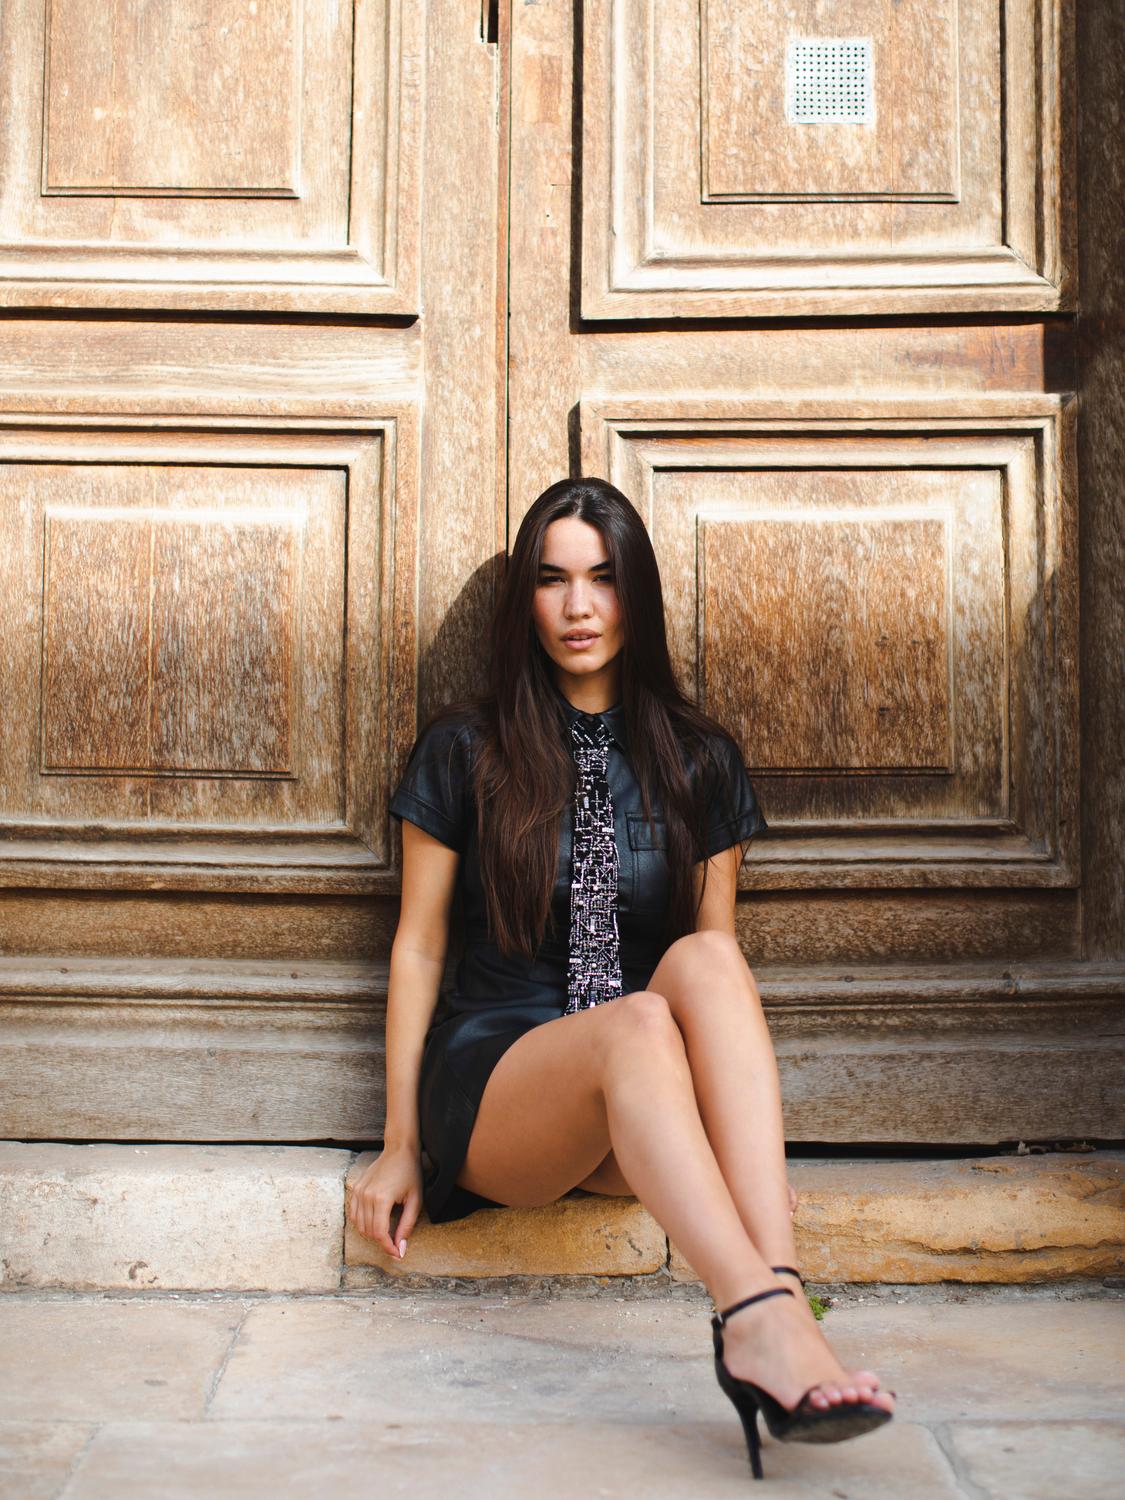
[565,714,624,1014]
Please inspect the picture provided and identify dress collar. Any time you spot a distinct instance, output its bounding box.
[550,679,629,753]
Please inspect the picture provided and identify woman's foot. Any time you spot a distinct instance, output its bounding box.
[719,1285,896,1417]
[772,1267,886,1406]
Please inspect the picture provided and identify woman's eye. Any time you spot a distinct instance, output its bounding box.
[538,575,613,584]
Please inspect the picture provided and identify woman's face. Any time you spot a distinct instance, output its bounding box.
[531,516,625,699]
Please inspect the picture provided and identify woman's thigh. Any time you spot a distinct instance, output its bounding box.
[456,991,669,1207]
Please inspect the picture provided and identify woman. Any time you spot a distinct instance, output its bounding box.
[349,477,895,1478]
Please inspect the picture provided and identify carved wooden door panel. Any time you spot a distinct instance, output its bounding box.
[0,3,503,1140]
[505,0,1122,1143]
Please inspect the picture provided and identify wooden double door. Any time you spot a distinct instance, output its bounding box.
[1,1,1121,1147]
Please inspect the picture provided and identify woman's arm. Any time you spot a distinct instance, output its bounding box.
[382,818,461,1148]
[692,841,744,936]
[348,818,459,1258]
[351,816,459,1260]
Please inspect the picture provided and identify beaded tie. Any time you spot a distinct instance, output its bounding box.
[564,714,624,1014]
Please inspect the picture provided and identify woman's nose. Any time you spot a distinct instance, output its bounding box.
[564,582,594,615]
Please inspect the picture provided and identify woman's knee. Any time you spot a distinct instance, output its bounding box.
[602,990,688,1066]
[660,930,761,998]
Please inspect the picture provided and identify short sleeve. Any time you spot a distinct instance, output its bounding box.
[388,716,473,854]
[699,733,768,859]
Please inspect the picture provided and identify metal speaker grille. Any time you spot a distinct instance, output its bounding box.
[785,38,874,124]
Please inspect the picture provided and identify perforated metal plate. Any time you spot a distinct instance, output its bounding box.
[785,38,874,125]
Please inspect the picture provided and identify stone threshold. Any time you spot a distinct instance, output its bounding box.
[1,1141,1121,1293]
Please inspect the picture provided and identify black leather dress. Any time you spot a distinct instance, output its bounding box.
[388,684,768,1223]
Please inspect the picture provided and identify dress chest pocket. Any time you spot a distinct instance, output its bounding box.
[626,812,670,915]
[627,813,668,850]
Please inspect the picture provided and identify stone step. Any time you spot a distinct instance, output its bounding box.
[1,1141,1121,1293]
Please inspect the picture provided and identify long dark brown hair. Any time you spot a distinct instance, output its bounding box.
[416,477,748,959]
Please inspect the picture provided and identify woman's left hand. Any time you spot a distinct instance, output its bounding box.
[788,1181,798,1217]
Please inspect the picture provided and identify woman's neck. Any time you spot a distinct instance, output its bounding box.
[553,664,622,716]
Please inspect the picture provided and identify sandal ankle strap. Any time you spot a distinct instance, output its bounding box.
[771,1264,805,1285]
[712,1284,794,1329]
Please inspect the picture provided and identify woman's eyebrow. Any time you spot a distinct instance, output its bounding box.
[537,559,613,573]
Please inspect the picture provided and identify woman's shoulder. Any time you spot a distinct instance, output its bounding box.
[407,697,492,761]
[675,719,744,782]
[389,703,485,853]
[410,705,479,758]
[677,718,768,853]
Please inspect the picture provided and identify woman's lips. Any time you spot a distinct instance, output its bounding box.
[562,634,599,650]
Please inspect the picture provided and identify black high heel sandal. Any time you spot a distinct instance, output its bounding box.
[711,1285,894,1481]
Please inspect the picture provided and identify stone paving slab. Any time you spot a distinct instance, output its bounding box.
[209,1298,721,1425]
[833,1302,1125,1422]
[0,1423,94,1500]
[48,1419,954,1499]
[0,1299,243,1422]
[0,1291,1122,1498]
[943,1421,1125,1500]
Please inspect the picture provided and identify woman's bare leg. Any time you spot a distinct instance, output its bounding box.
[648,930,797,1269]
[459,991,773,1310]
[457,990,893,1414]
[578,931,889,1406]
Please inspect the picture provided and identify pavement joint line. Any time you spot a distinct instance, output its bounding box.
[201,1301,253,1418]
[930,1417,993,1500]
[53,1421,100,1500]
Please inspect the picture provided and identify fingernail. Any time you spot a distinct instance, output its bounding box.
[397,1238,407,1258]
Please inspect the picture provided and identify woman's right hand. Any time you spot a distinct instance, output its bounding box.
[347,1144,424,1261]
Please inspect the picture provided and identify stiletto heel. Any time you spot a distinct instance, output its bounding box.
[711,1285,893,1481]
[734,1395,764,1480]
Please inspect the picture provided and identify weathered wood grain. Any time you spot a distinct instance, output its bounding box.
[580,0,1074,315]
[0,0,423,311]
[0,893,394,959]
[416,0,502,723]
[1076,1,1125,960]
[0,320,421,413]
[46,0,300,194]
[703,0,959,200]
[0,419,414,890]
